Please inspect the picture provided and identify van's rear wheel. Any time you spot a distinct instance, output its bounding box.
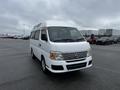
[41,58,48,73]
[31,49,36,59]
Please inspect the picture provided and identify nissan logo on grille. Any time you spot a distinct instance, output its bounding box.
[75,53,80,58]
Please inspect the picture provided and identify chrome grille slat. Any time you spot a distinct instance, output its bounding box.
[62,51,87,60]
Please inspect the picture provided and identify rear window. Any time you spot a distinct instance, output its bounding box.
[30,31,35,39]
[34,30,40,40]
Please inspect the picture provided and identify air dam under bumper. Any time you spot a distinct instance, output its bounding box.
[46,56,92,73]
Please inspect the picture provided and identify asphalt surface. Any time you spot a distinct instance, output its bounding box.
[0,39,120,90]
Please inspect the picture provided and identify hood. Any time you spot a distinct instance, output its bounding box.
[49,41,90,53]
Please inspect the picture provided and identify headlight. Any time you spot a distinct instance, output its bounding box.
[87,49,92,57]
[49,51,63,60]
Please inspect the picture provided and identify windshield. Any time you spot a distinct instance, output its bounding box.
[48,27,85,42]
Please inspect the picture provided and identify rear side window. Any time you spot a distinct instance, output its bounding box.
[30,31,35,39]
[34,30,40,40]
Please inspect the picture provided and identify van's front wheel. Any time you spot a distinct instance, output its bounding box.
[41,58,48,73]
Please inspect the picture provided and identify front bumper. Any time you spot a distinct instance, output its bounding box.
[46,56,92,73]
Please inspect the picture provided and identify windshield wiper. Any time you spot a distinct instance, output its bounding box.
[75,38,85,41]
[53,39,75,42]
[53,38,85,42]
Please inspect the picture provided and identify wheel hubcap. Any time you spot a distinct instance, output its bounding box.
[42,60,46,71]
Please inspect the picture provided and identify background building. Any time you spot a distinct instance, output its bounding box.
[78,27,98,36]
[98,29,120,36]
[80,30,98,36]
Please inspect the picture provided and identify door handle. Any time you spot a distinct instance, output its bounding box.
[38,44,41,47]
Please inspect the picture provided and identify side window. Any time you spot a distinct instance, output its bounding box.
[41,29,48,41]
[34,30,40,40]
[30,31,35,39]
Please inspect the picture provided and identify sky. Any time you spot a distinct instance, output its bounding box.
[0,0,120,35]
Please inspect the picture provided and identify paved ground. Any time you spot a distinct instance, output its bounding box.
[0,39,120,90]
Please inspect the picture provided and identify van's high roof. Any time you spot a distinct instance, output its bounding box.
[33,20,78,30]
[45,20,77,27]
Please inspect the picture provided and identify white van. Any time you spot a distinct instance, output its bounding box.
[30,20,92,73]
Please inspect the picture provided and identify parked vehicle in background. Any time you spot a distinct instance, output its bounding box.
[14,36,23,39]
[118,36,120,42]
[30,20,92,73]
[109,36,120,43]
[22,36,30,40]
[96,37,113,45]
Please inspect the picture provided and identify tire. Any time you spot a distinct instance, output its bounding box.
[31,49,36,59]
[41,57,48,73]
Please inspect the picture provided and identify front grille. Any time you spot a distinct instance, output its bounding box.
[62,51,87,60]
[67,62,87,70]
